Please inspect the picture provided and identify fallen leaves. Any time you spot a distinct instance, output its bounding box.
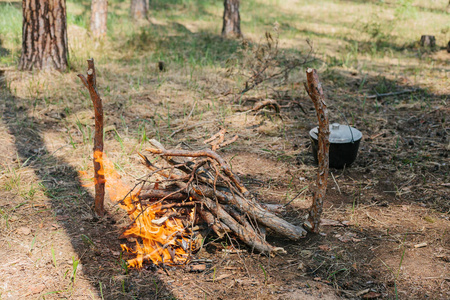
[335,232,361,243]
[318,245,331,251]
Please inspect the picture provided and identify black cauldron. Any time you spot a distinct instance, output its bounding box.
[309,123,362,169]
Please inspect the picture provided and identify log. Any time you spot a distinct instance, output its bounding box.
[192,192,284,254]
[303,68,330,233]
[136,139,306,256]
[78,59,105,217]
[197,186,307,240]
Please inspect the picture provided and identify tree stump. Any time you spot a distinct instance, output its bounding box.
[420,35,436,48]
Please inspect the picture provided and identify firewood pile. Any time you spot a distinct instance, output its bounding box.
[118,137,308,267]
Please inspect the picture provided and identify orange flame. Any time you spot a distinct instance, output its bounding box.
[80,151,192,268]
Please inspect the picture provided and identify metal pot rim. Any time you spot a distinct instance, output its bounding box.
[309,123,362,144]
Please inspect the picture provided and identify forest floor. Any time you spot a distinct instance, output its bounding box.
[0,0,449,299]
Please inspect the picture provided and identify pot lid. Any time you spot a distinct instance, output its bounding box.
[309,123,362,143]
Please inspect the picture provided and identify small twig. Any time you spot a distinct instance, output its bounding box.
[204,128,226,144]
[366,88,420,99]
[330,172,341,194]
[283,186,308,207]
[219,135,238,149]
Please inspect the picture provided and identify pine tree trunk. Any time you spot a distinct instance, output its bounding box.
[222,0,242,38]
[90,0,107,38]
[19,0,68,71]
[130,0,147,20]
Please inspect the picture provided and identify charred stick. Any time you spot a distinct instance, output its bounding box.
[139,190,188,201]
[128,186,190,226]
[151,212,179,226]
[159,201,196,210]
[304,68,330,233]
[198,207,230,239]
[78,59,105,217]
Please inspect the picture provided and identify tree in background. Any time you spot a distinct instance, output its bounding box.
[222,0,242,38]
[91,0,107,38]
[130,0,148,20]
[19,0,68,71]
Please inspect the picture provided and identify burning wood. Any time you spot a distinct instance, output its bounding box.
[86,133,310,268]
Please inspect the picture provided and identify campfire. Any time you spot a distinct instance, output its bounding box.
[78,59,329,269]
[86,136,308,268]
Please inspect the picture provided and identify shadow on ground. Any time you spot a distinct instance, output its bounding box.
[0,76,174,299]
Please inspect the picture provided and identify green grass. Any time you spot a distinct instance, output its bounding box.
[2,0,448,73]
[0,2,21,65]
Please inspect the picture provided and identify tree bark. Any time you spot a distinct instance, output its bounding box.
[90,0,108,39]
[130,0,147,20]
[19,0,68,71]
[222,0,242,38]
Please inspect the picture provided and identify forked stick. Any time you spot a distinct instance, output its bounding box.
[78,59,105,216]
[303,68,330,233]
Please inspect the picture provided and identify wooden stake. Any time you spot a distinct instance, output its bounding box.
[304,68,330,233]
[78,59,105,217]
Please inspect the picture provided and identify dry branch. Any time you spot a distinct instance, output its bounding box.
[303,68,330,233]
[251,99,281,114]
[192,192,284,254]
[78,59,105,217]
[139,190,188,202]
[198,208,230,239]
[196,186,307,240]
[204,128,239,151]
[146,147,249,196]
